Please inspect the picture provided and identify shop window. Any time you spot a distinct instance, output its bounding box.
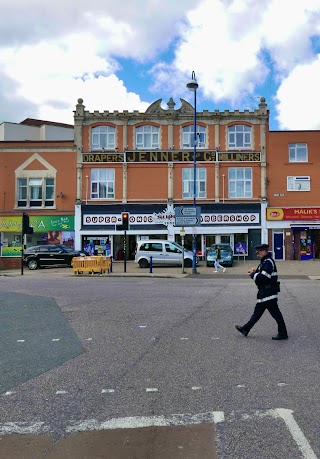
[17,177,54,208]
[182,125,206,148]
[135,125,159,149]
[228,167,252,198]
[228,125,252,149]
[91,126,116,150]
[289,143,307,162]
[182,167,206,198]
[234,234,248,255]
[91,169,115,199]
[287,176,310,191]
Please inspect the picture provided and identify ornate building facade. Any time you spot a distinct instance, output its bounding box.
[73,96,269,260]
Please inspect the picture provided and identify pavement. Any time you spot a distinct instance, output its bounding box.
[1,258,320,278]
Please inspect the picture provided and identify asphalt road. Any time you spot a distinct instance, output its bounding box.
[0,272,320,458]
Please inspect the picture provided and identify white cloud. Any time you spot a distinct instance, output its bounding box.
[275,56,320,130]
[0,0,320,129]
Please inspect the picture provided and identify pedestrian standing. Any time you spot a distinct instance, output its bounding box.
[235,243,288,340]
[214,247,226,273]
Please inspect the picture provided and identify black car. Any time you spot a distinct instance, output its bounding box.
[23,245,88,270]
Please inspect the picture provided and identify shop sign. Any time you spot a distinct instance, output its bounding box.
[0,215,74,232]
[83,212,259,226]
[82,151,261,163]
[267,207,320,221]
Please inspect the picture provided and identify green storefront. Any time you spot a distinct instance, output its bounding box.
[0,215,75,268]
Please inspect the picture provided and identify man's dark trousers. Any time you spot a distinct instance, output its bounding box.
[242,299,287,336]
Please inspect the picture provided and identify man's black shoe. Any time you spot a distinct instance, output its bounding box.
[235,325,248,337]
[272,334,288,340]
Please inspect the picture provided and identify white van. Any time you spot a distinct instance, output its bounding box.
[135,239,196,268]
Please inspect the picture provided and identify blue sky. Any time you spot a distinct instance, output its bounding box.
[0,0,320,131]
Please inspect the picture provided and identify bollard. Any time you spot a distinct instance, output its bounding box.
[149,256,153,273]
[109,256,113,273]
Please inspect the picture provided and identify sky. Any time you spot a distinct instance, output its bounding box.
[1,0,320,131]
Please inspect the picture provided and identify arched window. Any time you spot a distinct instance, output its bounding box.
[182,125,206,148]
[135,125,159,149]
[91,126,116,150]
[228,125,252,149]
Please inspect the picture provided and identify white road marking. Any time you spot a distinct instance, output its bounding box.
[278,383,288,386]
[237,384,246,388]
[86,338,93,341]
[101,389,115,394]
[17,340,25,342]
[180,337,189,340]
[146,388,158,393]
[276,408,318,459]
[191,386,202,391]
[52,339,60,341]
[55,390,67,395]
[138,325,146,328]
[0,422,49,435]
[241,408,317,459]
[4,391,15,396]
[66,411,225,433]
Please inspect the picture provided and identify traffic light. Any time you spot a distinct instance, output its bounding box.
[22,212,34,235]
[122,212,129,231]
[116,212,130,231]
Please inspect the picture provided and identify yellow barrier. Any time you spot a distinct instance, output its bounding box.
[72,256,111,275]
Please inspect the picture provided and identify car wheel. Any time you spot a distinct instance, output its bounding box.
[27,259,38,270]
[184,259,192,268]
[139,258,149,268]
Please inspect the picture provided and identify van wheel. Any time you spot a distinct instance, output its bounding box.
[184,259,192,268]
[139,259,149,268]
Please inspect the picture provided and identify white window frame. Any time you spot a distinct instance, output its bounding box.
[91,126,116,150]
[135,125,159,149]
[289,143,308,162]
[91,168,115,199]
[228,125,252,149]
[182,125,206,148]
[15,153,57,209]
[182,167,206,199]
[17,177,55,208]
[287,176,310,191]
[228,167,252,198]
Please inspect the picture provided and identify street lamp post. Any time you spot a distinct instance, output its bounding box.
[186,71,199,274]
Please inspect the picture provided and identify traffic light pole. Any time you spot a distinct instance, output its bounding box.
[21,223,24,276]
[123,231,127,273]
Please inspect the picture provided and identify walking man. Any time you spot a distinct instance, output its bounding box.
[214,247,226,273]
[235,243,288,340]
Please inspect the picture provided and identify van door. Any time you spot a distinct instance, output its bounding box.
[164,242,183,265]
[148,242,166,265]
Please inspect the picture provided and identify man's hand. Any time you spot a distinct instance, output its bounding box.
[248,268,256,276]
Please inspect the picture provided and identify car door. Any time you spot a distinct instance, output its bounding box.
[47,245,68,266]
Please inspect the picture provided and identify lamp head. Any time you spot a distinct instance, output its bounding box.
[186,71,198,92]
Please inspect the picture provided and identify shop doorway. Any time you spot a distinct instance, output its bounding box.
[248,229,261,260]
[273,232,284,260]
[113,235,137,260]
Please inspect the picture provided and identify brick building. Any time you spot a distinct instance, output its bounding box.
[0,119,76,269]
[267,130,320,260]
[73,96,269,261]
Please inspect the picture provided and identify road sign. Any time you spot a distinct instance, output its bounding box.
[175,206,201,226]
